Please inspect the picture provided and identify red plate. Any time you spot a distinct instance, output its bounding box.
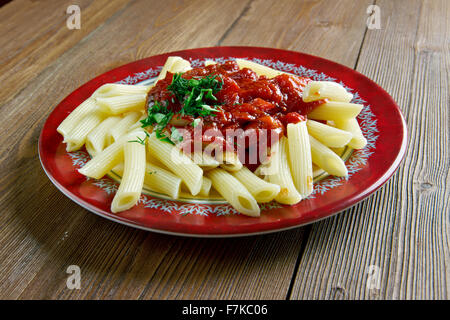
[39,46,407,237]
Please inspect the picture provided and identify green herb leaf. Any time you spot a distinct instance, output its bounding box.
[167,73,223,118]
[141,73,223,144]
[128,136,146,145]
[170,127,183,143]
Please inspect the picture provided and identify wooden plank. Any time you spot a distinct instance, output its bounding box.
[0,0,251,299]
[0,0,133,106]
[136,230,305,300]
[290,0,449,299]
[1,0,412,300]
[219,0,373,68]
[0,0,371,300]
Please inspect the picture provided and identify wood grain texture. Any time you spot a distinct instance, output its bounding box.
[290,0,449,299]
[0,0,447,300]
[220,0,373,68]
[0,0,133,105]
[0,0,253,299]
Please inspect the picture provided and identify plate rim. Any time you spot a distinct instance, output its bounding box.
[38,45,408,237]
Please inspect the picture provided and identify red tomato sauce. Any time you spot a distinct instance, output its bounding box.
[147,61,324,166]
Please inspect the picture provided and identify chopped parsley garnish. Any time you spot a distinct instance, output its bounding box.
[170,127,183,143]
[140,72,223,143]
[168,73,223,117]
[128,131,150,145]
[140,100,174,143]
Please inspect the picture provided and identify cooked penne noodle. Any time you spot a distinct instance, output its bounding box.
[93,84,151,98]
[107,111,142,145]
[170,58,193,73]
[253,163,267,177]
[330,146,346,157]
[147,133,203,196]
[302,81,353,103]
[86,115,122,155]
[334,118,367,149]
[267,138,303,205]
[206,168,260,217]
[127,114,147,133]
[191,151,220,169]
[96,94,147,115]
[306,119,353,148]
[199,176,212,197]
[110,162,124,175]
[156,56,192,82]
[111,131,147,213]
[204,60,217,66]
[235,59,283,78]
[309,135,348,177]
[232,166,280,203]
[144,163,182,199]
[65,111,105,152]
[220,151,243,171]
[287,122,313,197]
[307,101,363,121]
[253,144,278,176]
[57,98,98,137]
[78,131,141,179]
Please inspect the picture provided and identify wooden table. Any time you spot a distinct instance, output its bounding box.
[0,0,448,300]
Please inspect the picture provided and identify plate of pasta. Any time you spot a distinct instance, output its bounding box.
[39,46,407,237]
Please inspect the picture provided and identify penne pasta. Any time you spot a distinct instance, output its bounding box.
[111,160,182,200]
[219,151,243,172]
[111,131,147,213]
[191,151,220,169]
[96,94,147,115]
[78,131,142,179]
[107,111,142,145]
[144,163,182,199]
[93,83,151,98]
[307,101,363,121]
[235,59,283,78]
[267,138,303,205]
[232,166,280,203]
[156,56,192,82]
[287,122,313,197]
[199,176,212,197]
[204,60,217,66]
[206,168,260,217]
[64,110,105,152]
[309,135,348,177]
[302,81,353,103]
[306,119,353,148]
[333,118,368,149]
[147,133,203,196]
[127,113,147,133]
[86,115,122,155]
[57,98,98,137]
[170,58,192,73]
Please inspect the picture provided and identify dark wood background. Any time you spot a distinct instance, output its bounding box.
[0,0,448,299]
